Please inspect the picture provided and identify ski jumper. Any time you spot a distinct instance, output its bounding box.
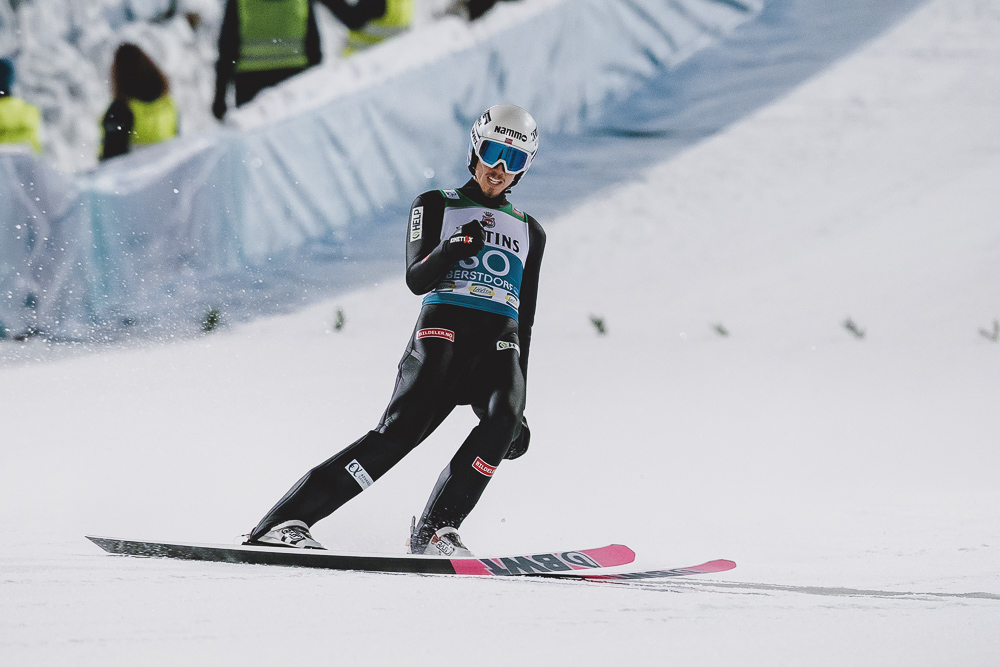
[250,180,545,543]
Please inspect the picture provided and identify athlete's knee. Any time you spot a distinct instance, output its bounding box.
[482,395,522,438]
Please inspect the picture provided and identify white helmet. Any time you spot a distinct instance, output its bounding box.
[467,104,539,186]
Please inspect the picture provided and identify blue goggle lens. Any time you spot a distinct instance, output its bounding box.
[477,139,529,173]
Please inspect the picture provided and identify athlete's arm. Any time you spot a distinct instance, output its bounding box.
[517,215,546,383]
[405,191,451,295]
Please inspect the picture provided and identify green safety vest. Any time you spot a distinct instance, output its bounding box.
[237,0,310,72]
[127,95,178,146]
[0,96,42,153]
[343,0,412,56]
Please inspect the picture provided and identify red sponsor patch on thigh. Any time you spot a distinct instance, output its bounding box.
[472,457,496,477]
[416,328,455,342]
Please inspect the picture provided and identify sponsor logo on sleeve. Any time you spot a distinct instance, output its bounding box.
[416,328,456,342]
[346,460,374,490]
[443,189,460,200]
[409,206,423,242]
[472,457,496,477]
[496,341,520,353]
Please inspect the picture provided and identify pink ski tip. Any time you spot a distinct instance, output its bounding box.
[449,543,636,576]
[687,559,737,574]
[586,544,637,568]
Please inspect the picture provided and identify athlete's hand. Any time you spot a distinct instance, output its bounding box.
[504,415,530,460]
[444,220,485,260]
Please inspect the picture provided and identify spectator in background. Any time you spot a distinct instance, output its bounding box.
[342,0,411,56]
[445,0,520,21]
[100,43,178,161]
[213,0,384,119]
[0,57,42,154]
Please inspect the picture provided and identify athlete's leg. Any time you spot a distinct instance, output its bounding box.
[412,334,525,545]
[249,310,463,539]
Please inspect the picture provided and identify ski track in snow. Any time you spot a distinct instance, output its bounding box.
[3,0,1000,664]
[606,579,1000,602]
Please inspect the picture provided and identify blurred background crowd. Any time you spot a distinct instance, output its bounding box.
[0,0,519,173]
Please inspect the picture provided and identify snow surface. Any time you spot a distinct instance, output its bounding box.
[2,0,1000,664]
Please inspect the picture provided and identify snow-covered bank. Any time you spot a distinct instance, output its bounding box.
[1,0,999,664]
[0,0,762,342]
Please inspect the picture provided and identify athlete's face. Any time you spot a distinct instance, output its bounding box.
[474,159,517,199]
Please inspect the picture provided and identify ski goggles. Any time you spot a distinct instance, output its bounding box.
[475,139,531,174]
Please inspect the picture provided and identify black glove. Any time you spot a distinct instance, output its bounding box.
[444,220,485,260]
[504,415,530,460]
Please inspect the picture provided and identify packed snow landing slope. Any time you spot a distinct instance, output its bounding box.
[2,0,1000,665]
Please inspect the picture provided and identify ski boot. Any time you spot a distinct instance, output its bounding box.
[245,520,325,549]
[408,517,473,557]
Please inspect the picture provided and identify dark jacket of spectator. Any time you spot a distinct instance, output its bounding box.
[213,0,385,119]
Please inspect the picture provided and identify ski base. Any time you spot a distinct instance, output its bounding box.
[85,535,636,577]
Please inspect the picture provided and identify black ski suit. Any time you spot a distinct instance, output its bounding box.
[250,179,545,544]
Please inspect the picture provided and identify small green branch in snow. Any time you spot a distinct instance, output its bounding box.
[843,317,865,339]
[202,307,222,333]
[590,315,607,335]
[713,323,730,337]
[333,308,347,332]
[980,319,999,342]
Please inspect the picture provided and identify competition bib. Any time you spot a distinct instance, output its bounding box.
[422,190,530,321]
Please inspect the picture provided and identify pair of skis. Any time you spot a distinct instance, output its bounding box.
[86,535,736,581]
